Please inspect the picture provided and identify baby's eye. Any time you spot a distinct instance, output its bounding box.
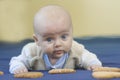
[46,38,53,42]
[61,34,67,40]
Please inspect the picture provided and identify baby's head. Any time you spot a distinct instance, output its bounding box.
[33,5,73,59]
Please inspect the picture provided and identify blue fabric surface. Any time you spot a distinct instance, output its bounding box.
[0,37,120,80]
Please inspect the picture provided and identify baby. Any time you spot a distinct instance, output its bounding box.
[9,5,102,74]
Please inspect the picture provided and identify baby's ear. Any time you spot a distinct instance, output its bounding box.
[33,34,39,46]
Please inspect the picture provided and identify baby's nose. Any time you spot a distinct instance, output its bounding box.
[54,39,62,47]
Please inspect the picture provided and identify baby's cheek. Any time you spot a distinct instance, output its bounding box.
[44,45,53,53]
[65,41,72,51]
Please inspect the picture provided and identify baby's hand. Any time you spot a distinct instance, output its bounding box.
[12,66,28,74]
[14,67,28,74]
[87,65,102,71]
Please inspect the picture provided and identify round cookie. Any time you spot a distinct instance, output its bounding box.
[0,71,4,75]
[92,71,120,79]
[48,69,76,74]
[14,72,43,78]
[93,67,120,72]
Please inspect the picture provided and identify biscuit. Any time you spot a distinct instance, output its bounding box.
[48,69,76,74]
[0,71,4,75]
[93,67,120,72]
[92,71,120,79]
[14,72,43,78]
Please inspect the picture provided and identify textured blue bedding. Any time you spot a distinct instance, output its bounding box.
[0,37,120,80]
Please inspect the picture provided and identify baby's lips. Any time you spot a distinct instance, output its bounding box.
[54,50,63,54]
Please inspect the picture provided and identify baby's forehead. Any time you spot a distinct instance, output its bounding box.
[40,25,71,36]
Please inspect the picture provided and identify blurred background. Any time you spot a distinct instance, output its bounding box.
[0,0,120,42]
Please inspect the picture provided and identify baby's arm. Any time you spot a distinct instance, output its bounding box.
[9,43,34,74]
[80,49,102,70]
[9,56,28,74]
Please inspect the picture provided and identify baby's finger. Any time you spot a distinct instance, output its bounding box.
[23,68,28,73]
[14,70,21,74]
[89,65,102,71]
[19,68,28,73]
[14,67,27,74]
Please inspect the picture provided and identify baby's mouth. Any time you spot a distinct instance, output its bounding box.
[54,50,64,54]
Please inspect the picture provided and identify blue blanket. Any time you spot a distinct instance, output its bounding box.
[0,37,120,80]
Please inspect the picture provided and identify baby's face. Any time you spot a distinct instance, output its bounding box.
[37,21,73,59]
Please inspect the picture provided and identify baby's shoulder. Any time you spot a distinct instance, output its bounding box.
[72,40,84,49]
[22,42,42,57]
[23,42,38,49]
[71,40,85,54]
